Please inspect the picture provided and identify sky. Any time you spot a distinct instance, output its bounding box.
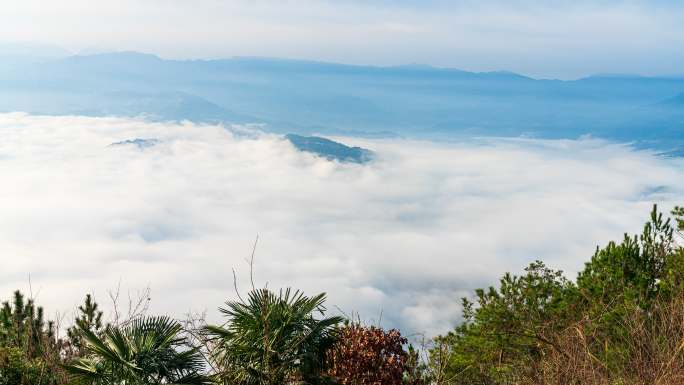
[0,0,683,78]
[1,113,683,336]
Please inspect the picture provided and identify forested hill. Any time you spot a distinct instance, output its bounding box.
[2,51,684,150]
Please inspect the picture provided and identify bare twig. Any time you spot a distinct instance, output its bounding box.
[232,268,245,303]
[182,310,220,374]
[249,234,259,291]
[107,281,150,327]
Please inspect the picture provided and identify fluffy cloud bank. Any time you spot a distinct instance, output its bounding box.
[0,113,682,336]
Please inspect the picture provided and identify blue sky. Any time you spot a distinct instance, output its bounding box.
[1,0,683,79]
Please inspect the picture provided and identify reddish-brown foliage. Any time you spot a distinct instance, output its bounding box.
[326,324,419,385]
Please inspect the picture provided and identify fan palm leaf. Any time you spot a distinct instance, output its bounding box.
[204,288,342,385]
[65,315,210,385]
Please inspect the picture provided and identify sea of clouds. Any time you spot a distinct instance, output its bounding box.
[0,112,683,336]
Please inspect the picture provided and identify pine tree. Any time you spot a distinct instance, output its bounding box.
[0,291,65,385]
[66,294,104,357]
[0,291,50,357]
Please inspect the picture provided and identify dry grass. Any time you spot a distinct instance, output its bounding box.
[529,295,684,385]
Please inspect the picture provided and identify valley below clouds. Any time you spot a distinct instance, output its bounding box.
[0,112,682,336]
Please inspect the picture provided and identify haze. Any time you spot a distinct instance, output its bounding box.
[2,0,684,79]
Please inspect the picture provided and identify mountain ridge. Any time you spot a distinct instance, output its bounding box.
[1,50,684,152]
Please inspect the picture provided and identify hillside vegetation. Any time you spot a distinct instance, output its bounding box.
[3,204,684,384]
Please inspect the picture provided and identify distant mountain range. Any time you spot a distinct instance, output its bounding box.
[1,51,683,151]
[661,93,684,107]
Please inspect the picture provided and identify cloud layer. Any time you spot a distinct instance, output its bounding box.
[1,1,684,78]
[0,113,683,336]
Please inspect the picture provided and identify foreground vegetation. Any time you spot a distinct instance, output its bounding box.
[3,205,684,384]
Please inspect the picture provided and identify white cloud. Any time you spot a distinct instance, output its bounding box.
[0,113,682,336]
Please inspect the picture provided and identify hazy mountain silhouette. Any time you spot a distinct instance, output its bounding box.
[660,92,684,107]
[1,51,683,150]
[109,138,160,149]
[285,134,373,163]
